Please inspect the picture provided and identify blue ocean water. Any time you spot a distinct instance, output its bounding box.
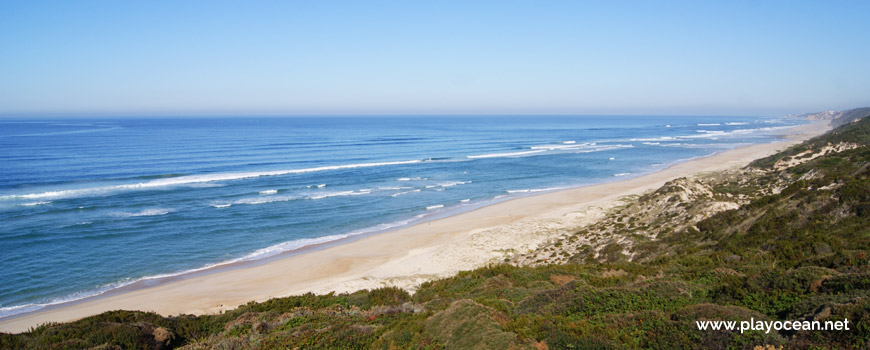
[0,116,804,318]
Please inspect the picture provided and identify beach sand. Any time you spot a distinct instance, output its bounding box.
[0,121,829,333]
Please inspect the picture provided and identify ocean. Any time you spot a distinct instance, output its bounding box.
[0,115,804,318]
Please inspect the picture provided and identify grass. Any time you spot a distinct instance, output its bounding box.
[3,115,870,349]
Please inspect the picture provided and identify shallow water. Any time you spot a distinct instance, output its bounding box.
[0,115,804,318]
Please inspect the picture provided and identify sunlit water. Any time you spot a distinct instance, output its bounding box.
[0,115,804,318]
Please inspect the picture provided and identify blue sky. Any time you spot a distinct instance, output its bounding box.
[1,1,868,116]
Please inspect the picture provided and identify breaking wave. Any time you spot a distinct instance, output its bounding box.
[467,150,545,158]
[0,160,420,201]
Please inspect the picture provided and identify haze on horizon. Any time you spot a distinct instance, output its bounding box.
[1,1,869,117]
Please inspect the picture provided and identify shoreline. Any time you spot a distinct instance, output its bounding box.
[0,121,830,333]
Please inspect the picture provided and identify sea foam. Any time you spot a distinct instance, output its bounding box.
[467,150,545,159]
[0,160,420,201]
[506,187,561,194]
[233,195,299,205]
[391,189,421,197]
[0,214,428,319]
[113,208,173,217]
[308,189,373,200]
[397,177,425,181]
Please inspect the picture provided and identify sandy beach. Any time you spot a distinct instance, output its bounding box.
[0,121,830,333]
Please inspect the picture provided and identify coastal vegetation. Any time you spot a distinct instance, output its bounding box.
[2,115,869,349]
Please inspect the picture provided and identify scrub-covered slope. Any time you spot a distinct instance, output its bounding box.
[3,114,869,349]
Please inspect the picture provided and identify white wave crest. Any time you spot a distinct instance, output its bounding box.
[530,142,594,150]
[467,150,545,159]
[436,181,470,188]
[308,189,372,200]
[378,186,410,190]
[426,204,444,210]
[682,126,791,139]
[233,195,299,205]
[113,208,173,217]
[0,160,420,201]
[573,144,634,153]
[0,285,121,319]
[626,126,793,143]
[506,187,561,194]
[397,177,426,181]
[20,201,51,206]
[613,172,631,177]
[185,183,225,188]
[259,189,278,195]
[0,214,428,319]
[530,142,635,154]
[629,136,676,142]
[391,189,421,197]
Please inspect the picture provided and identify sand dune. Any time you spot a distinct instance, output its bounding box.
[0,121,829,333]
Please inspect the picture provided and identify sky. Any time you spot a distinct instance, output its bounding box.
[1,0,869,117]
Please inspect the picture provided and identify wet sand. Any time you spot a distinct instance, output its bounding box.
[0,121,829,333]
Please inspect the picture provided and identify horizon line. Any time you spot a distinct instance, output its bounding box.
[0,112,811,119]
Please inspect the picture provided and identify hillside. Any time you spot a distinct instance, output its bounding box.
[2,115,869,349]
[787,107,870,127]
